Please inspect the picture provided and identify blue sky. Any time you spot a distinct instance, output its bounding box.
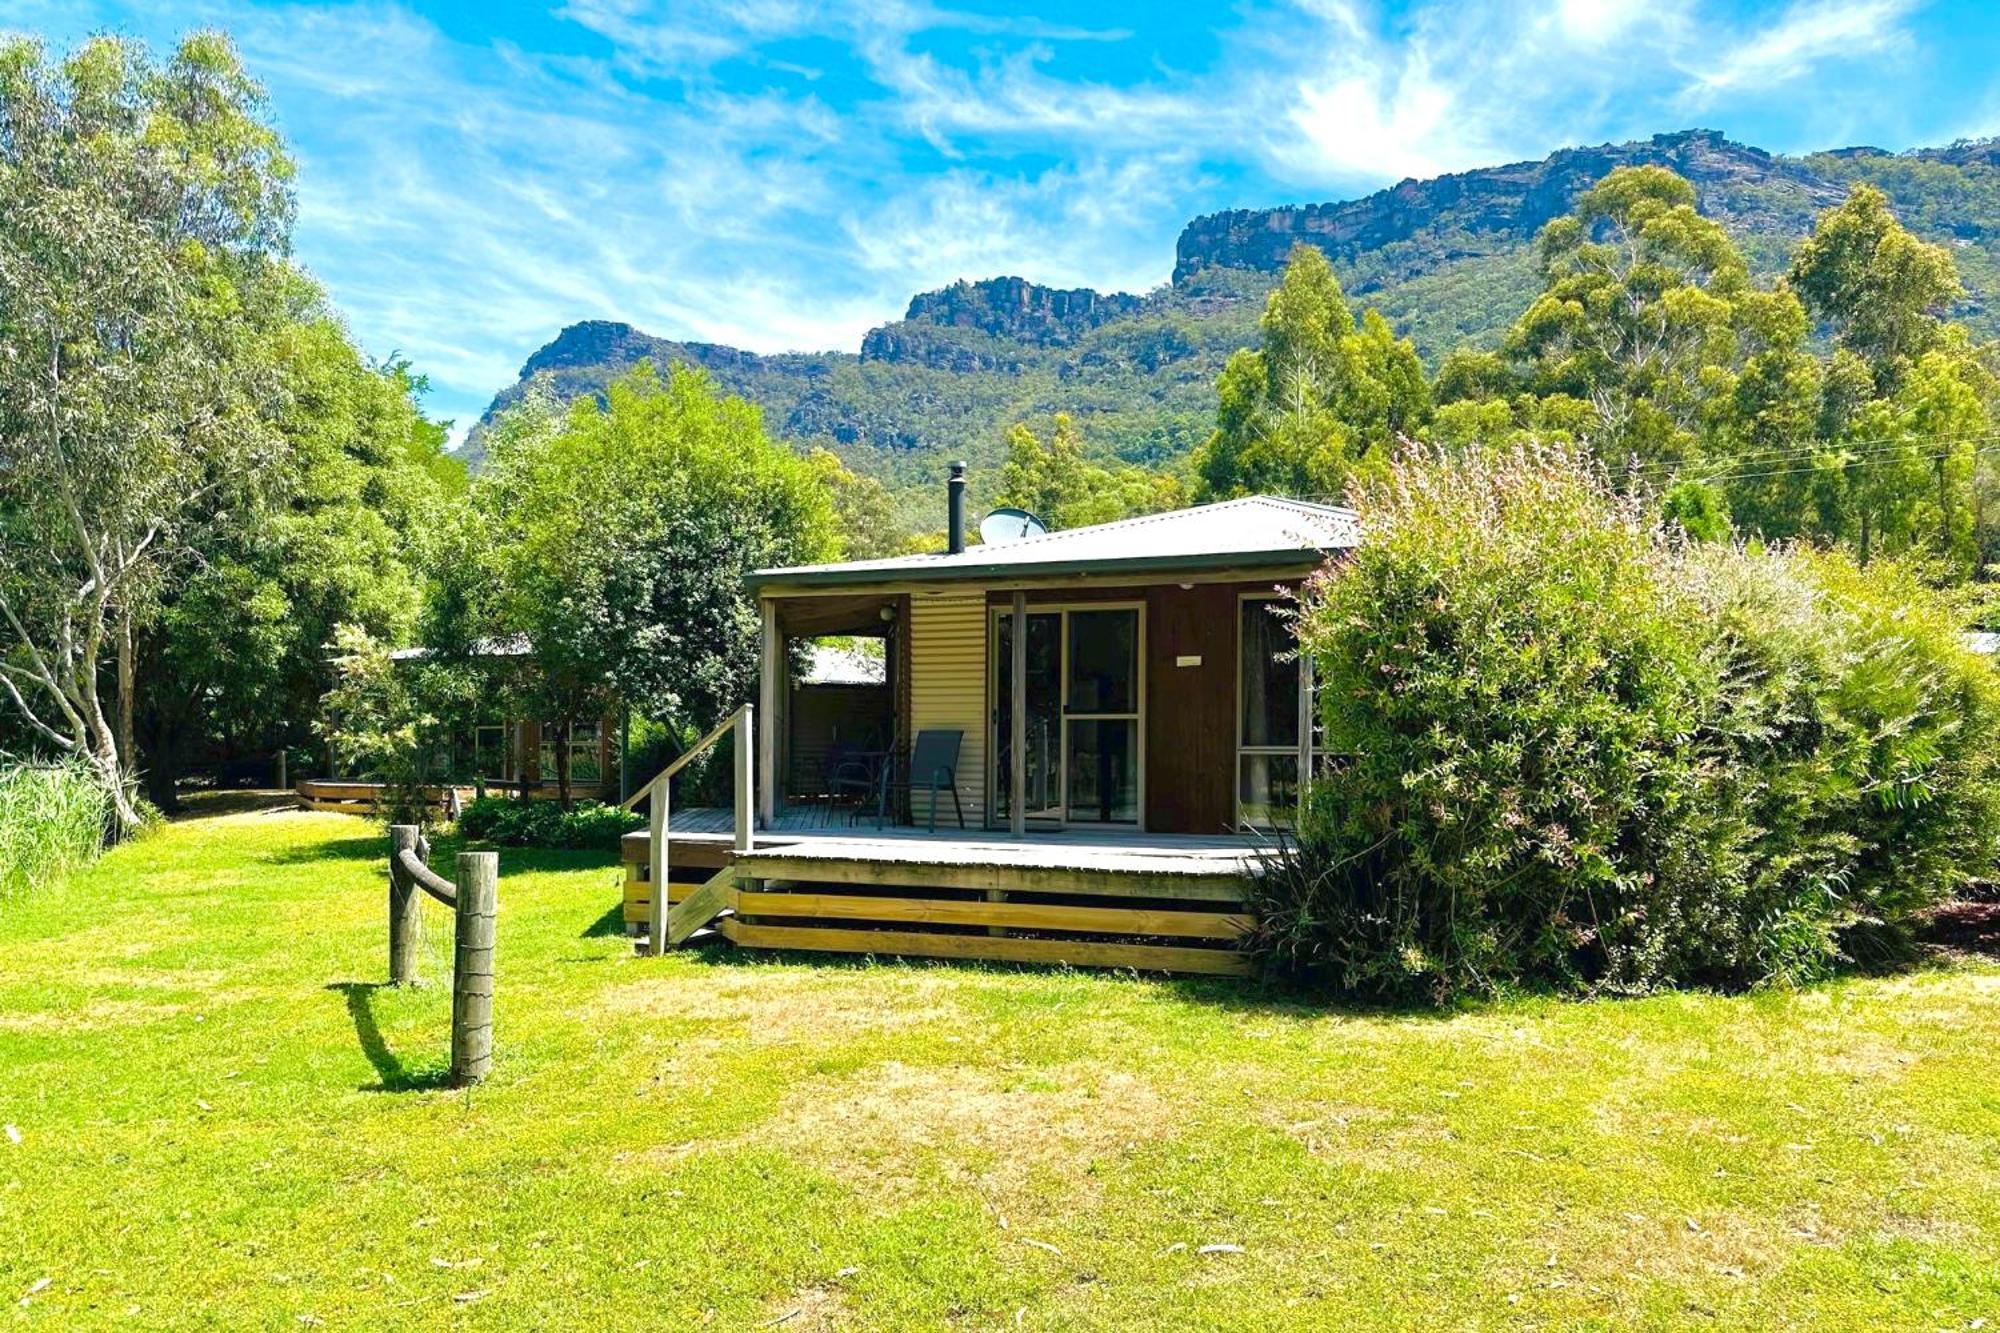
[8,0,2000,440]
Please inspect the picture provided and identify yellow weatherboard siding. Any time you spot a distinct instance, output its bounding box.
[908,591,986,826]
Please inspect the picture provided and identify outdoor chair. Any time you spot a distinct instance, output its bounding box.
[823,743,879,824]
[871,729,965,832]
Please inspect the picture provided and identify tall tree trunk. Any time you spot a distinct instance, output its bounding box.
[145,712,181,813]
[117,604,136,776]
[89,730,143,833]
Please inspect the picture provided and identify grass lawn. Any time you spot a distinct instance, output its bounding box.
[2,800,1998,1330]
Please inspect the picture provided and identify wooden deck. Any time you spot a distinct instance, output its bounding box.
[621,807,1270,976]
[297,778,611,815]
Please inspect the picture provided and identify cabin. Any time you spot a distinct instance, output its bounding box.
[623,466,1357,976]
[296,634,618,815]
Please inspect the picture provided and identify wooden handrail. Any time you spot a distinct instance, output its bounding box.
[631,702,755,957]
[619,705,748,812]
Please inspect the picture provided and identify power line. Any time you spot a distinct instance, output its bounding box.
[1679,443,2000,487]
[1611,428,2000,482]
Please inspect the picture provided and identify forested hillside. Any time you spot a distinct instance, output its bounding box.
[468,128,2000,525]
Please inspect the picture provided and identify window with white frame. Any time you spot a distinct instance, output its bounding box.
[1237,595,1306,829]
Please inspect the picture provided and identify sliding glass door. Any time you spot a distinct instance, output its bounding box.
[1062,609,1139,823]
[991,604,1143,826]
[992,611,1063,822]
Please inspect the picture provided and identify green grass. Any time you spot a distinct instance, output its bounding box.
[2,801,1997,1329]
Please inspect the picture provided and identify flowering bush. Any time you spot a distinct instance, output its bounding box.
[1249,444,2000,1002]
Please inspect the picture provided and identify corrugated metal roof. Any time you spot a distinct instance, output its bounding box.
[752,496,1358,589]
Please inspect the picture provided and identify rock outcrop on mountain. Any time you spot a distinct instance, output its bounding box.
[465,129,2000,486]
[1171,131,1845,281]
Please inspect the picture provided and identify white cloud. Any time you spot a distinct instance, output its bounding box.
[1680,0,1917,101]
[852,34,1212,149]
[551,0,823,76]
[1260,0,1913,190]
[1553,0,1653,45]
[844,156,1196,295]
[26,0,1959,434]
[1280,55,1488,183]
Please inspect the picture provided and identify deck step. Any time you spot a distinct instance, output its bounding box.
[619,816,1264,976]
[717,919,1251,977]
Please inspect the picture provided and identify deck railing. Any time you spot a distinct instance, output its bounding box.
[619,703,754,955]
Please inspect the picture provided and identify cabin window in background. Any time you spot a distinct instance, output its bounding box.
[473,724,508,781]
[1238,595,1303,829]
[568,722,603,783]
[541,721,603,785]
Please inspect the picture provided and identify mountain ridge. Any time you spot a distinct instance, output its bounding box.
[465,128,2000,516]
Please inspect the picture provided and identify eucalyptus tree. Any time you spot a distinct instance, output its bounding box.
[1501,166,1759,470]
[998,412,1183,528]
[475,363,839,803]
[0,33,293,830]
[1789,184,1964,384]
[1194,243,1430,501]
[1782,187,1996,573]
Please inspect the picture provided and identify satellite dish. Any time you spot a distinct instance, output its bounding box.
[980,507,1048,545]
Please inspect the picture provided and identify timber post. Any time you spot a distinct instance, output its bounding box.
[647,773,669,957]
[451,851,498,1086]
[734,702,755,854]
[388,824,424,986]
[384,829,500,1084]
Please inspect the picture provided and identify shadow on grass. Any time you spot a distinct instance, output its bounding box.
[269,834,389,866]
[1919,898,2000,958]
[581,903,627,938]
[167,790,301,820]
[266,825,625,881]
[326,982,452,1092]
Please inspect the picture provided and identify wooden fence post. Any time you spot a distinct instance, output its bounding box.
[647,776,668,957]
[387,824,424,986]
[451,851,498,1086]
[735,703,755,853]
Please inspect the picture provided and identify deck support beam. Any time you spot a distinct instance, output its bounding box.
[758,599,779,829]
[1010,590,1027,838]
[735,704,755,854]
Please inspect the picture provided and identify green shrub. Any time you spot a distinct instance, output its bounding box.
[0,759,111,900]
[457,795,641,850]
[1252,444,2000,1002]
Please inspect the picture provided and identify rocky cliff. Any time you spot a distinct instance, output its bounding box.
[1171,130,1845,282]
[467,130,2000,489]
